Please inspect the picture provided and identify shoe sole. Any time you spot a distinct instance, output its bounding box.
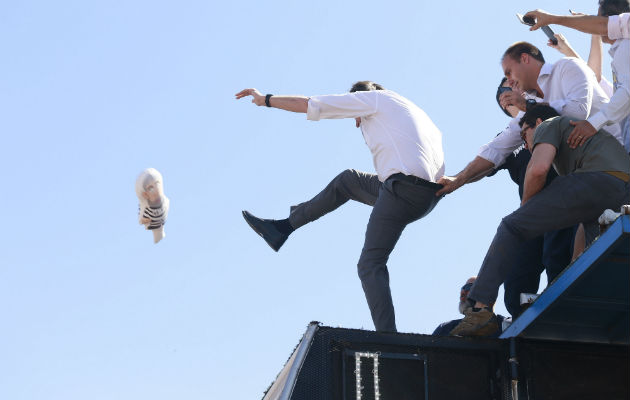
[242,211,282,252]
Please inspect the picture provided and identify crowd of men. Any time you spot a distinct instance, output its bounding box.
[236,1,630,336]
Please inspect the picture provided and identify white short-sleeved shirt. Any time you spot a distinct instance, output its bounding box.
[307,90,445,182]
[478,58,623,166]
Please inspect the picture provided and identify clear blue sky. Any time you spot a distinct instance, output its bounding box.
[0,1,612,399]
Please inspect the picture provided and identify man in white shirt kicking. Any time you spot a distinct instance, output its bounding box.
[235,81,445,332]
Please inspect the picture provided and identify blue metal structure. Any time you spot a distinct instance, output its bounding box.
[501,215,630,344]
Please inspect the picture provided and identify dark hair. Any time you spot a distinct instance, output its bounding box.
[519,103,560,128]
[503,41,545,64]
[496,77,512,117]
[599,0,630,16]
[349,81,385,92]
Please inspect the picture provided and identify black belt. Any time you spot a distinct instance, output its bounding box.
[389,173,443,190]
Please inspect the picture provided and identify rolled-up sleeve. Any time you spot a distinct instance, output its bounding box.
[477,115,524,166]
[306,92,379,121]
[587,40,630,130]
[608,13,630,40]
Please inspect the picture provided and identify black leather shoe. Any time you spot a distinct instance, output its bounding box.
[242,210,289,252]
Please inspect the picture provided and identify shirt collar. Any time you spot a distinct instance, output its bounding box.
[538,62,553,79]
[536,62,554,98]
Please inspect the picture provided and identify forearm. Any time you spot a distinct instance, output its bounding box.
[521,171,547,205]
[587,88,630,130]
[454,156,495,184]
[269,95,309,113]
[587,35,603,82]
[552,15,608,36]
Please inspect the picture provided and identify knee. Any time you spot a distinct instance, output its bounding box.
[357,250,386,280]
[357,257,370,280]
[335,169,358,185]
[500,215,528,241]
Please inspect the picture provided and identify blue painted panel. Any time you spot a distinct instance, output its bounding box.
[501,215,630,344]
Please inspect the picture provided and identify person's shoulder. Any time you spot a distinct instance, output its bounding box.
[553,57,590,75]
[536,116,569,137]
[376,89,399,99]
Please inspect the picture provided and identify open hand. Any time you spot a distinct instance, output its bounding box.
[547,33,578,58]
[235,88,266,106]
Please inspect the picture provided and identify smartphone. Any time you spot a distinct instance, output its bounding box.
[516,13,535,26]
[542,26,559,45]
[497,86,512,95]
[516,13,558,45]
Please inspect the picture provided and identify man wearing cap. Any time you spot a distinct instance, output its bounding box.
[235,81,445,332]
[450,103,630,336]
[525,1,630,152]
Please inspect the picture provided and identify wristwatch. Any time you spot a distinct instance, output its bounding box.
[526,99,537,112]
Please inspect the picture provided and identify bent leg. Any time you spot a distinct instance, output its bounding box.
[469,172,629,305]
[289,169,381,229]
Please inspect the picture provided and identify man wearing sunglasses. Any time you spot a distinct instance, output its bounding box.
[451,103,630,336]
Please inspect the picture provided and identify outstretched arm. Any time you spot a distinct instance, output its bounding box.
[524,10,608,36]
[435,156,495,196]
[235,88,309,113]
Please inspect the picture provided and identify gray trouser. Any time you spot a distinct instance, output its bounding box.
[289,169,443,332]
[469,172,630,305]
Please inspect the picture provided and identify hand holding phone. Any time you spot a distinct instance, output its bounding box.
[516,13,558,45]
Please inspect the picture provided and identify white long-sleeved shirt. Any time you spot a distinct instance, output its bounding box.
[586,39,630,148]
[307,90,445,182]
[609,13,630,39]
[478,58,622,166]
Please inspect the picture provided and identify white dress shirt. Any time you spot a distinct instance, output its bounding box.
[478,115,525,167]
[478,58,623,167]
[586,39,630,151]
[609,13,630,39]
[307,90,445,182]
[599,76,614,98]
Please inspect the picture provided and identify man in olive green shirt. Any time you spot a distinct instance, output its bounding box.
[451,104,629,336]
